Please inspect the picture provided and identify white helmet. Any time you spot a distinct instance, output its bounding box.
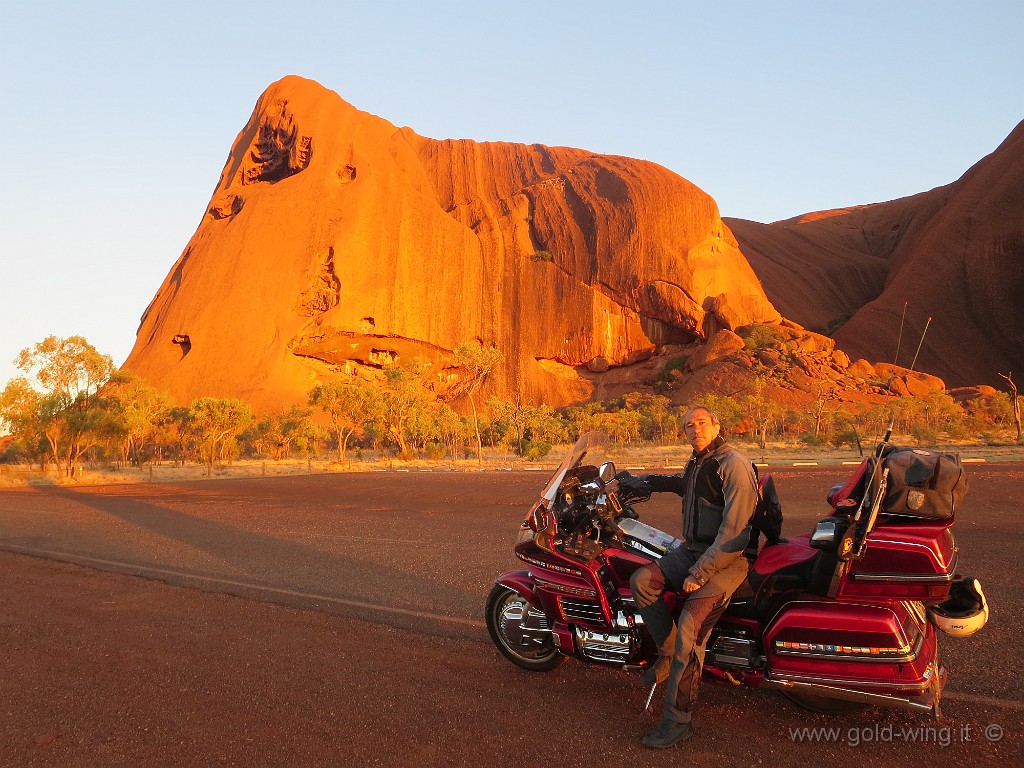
[927,577,989,637]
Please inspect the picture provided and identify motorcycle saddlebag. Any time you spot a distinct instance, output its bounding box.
[764,601,933,689]
[880,447,966,520]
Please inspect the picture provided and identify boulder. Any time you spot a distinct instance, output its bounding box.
[831,349,851,369]
[847,358,877,378]
[875,362,945,397]
[904,371,947,396]
[687,329,746,370]
[757,348,783,369]
[949,385,999,404]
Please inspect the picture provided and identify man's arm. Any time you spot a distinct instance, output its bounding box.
[642,473,687,496]
[688,453,757,585]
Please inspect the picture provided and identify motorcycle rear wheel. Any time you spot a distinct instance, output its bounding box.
[485,584,564,671]
[782,690,870,714]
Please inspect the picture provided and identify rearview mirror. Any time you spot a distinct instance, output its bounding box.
[599,461,616,484]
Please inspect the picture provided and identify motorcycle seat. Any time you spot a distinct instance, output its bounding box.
[727,536,822,620]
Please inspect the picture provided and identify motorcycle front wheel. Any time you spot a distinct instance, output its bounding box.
[485,584,564,671]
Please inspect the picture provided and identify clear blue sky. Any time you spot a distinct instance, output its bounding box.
[2,0,1021,391]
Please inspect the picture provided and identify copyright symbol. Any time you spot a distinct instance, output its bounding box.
[985,724,1004,742]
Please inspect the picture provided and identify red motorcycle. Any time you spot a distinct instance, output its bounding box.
[485,431,988,715]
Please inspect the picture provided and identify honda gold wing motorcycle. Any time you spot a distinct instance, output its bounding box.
[485,430,988,716]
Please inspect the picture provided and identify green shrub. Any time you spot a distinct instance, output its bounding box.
[530,251,554,262]
[910,424,940,444]
[742,325,786,352]
[521,440,553,461]
[424,442,447,461]
[656,355,689,387]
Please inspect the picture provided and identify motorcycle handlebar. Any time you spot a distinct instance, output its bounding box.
[614,471,652,504]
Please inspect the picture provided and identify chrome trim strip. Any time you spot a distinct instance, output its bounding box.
[762,677,937,713]
[533,576,598,598]
[852,572,954,583]
[856,539,956,568]
[766,669,933,693]
[851,548,957,582]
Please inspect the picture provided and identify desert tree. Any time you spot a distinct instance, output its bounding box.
[452,343,504,464]
[561,401,604,440]
[282,405,327,459]
[377,364,434,458]
[741,376,783,450]
[309,378,382,462]
[241,418,277,459]
[998,372,1022,442]
[184,397,253,471]
[618,392,672,442]
[15,335,113,407]
[809,383,840,440]
[103,370,175,465]
[244,411,299,461]
[434,403,468,463]
[9,335,116,477]
[487,397,568,457]
[486,396,531,458]
[593,408,644,445]
[0,377,49,468]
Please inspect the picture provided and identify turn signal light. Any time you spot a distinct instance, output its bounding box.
[527,505,548,532]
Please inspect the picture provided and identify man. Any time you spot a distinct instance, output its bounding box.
[625,406,758,749]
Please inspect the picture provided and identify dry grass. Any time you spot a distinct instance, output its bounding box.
[1,437,1021,489]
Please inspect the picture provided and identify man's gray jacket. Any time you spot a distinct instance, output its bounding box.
[643,435,758,586]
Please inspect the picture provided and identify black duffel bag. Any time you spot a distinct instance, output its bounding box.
[879,447,967,519]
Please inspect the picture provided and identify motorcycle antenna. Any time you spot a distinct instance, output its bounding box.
[908,316,933,373]
[893,300,908,366]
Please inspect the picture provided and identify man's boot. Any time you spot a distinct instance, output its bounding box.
[642,717,693,748]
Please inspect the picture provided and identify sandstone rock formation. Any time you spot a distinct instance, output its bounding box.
[124,76,781,411]
[728,118,1024,389]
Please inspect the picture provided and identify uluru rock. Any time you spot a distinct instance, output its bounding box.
[123,76,781,411]
[727,118,1024,389]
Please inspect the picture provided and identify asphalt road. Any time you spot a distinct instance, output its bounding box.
[0,464,1021,766]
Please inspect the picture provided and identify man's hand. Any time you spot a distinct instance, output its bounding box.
[632,564,666,607]
[682,576,702,593]
[618,474,650,496]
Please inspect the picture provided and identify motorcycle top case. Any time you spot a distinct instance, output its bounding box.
[880,447,966,520]
[842,519,957,601]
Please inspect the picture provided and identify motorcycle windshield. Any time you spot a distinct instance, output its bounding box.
[539,430,607,508]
